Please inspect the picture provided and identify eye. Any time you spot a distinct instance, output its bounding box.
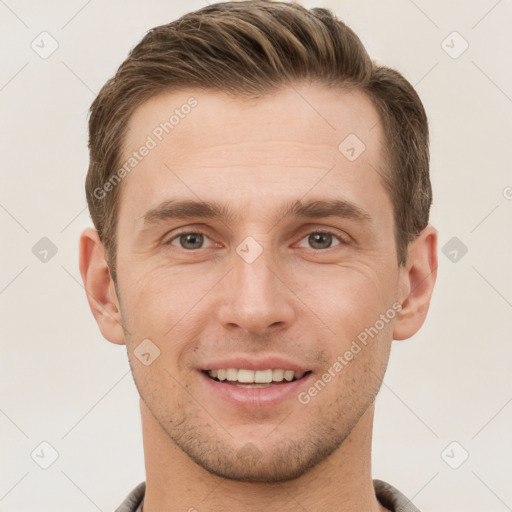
[297,230,348,250]
[164,229,349,251]
[166,231,214,250]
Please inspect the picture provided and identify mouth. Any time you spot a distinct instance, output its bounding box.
[203,368,313,388]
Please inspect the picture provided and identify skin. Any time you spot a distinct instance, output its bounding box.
[80,84,437,512]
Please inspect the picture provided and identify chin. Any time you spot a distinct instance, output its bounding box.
[176,433,346,484]
[192,455,314,483]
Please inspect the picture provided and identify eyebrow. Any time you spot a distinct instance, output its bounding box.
[140,197,372,229]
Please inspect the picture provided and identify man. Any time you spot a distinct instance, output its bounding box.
[79,1,437,511]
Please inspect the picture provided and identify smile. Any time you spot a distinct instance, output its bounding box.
[205,368,311,387]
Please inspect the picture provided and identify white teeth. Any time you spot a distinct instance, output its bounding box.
[207,368,307,383]
[284,370,294,382]
[254,369,273,383]
[238,369,255,383]
[226,368,238,381]
[272,369,284,381]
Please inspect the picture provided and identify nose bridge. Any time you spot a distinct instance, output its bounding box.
[236,237,276,296]
[217,234,294,333]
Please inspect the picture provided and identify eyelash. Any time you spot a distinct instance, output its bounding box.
[164,228,349,251]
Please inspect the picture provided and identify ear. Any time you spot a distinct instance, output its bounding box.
[79,227,125,345]
[393,224,438,340]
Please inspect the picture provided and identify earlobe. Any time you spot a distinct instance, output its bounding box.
[393,224,438,341]
[79,227,126,345]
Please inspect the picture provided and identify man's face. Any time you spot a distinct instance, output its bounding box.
[114,84,401,482]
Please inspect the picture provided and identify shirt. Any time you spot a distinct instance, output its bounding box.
[114,479,421,512]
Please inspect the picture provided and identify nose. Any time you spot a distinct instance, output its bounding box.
[216,242,296,335]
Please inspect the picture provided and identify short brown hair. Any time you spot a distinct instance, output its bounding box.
[86,0,431,282]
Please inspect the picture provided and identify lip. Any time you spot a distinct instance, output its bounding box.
[198,369,314,409]
[202,355,310,373]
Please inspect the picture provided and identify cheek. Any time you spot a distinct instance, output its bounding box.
[298,262,397,342]
[128,352,191,424]
[117,263,220,372]
[119,262,215,331]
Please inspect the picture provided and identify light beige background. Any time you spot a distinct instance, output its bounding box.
[1,1,511,511]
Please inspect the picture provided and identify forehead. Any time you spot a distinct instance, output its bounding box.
[124,84,383,159]
[118,84,390,225]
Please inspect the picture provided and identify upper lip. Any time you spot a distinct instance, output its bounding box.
[202,355,311,373]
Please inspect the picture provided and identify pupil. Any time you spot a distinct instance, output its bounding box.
[181,233,203,249]
[310,232,331,249]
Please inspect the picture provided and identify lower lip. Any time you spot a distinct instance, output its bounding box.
[198,371,313,409]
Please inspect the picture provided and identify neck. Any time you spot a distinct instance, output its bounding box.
[140,400,389,512]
